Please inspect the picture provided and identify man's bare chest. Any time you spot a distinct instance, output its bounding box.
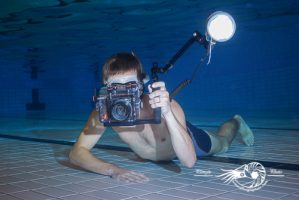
[112,121,176,160]
[112,122,170,148]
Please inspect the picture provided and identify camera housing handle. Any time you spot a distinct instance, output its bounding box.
[150,85,162,123]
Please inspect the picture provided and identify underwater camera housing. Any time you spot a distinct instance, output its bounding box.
[94,81,161,127]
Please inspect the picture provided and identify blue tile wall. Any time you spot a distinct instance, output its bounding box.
[0,21,298,123]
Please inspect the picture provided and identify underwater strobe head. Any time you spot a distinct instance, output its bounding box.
[207,11,236,42]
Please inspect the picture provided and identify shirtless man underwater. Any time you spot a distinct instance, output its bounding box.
[69,52,254,183]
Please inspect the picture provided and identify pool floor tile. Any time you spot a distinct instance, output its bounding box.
[34,186,75,198]
[0,195,24,200]
[0,137,298,199]
[11,190,54,200]
[84,189,129,200]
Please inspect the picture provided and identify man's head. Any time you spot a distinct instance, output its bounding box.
[102,52,144,85]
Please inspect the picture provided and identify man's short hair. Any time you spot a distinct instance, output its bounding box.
[102,52,144,83]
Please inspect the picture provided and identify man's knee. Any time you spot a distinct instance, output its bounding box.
[207,134,229,155]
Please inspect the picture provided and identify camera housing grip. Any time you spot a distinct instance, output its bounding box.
[150,85,161,123]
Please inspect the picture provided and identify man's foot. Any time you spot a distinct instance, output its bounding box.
[234,115,254,146]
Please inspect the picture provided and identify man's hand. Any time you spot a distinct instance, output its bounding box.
[148,81,171,117]
[111,167,149,183]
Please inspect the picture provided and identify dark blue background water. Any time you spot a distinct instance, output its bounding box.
[0,0,298,128]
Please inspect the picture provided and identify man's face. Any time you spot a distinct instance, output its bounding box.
[106,71,139,85]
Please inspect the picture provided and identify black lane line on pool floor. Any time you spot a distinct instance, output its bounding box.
[1,133,298,171]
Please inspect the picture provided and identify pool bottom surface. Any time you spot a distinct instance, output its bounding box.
[1,115,299,166]
[0,138,299,200]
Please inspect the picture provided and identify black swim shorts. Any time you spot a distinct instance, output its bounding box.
[186,121,212,157]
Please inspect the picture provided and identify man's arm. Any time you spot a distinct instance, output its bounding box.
[149,82,197,168]
[69,110,114,175]
[164,100,197,168]
[69,110,148,182]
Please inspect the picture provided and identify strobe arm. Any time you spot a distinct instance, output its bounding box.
[151,31,209,81]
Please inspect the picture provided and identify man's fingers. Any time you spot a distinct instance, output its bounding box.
[127,172,148,182]
[119,172,149,183]
[130,171,149,181]
[149,97,169,106]
[150,102,167,109]
[118,173,133,182]
[149,90,169,99]
[122,175,136,183]
[148,84,153,93]
[152,81,165,89]
[152,92,169,99]
[149,97,161,104]
[150,101,167,107]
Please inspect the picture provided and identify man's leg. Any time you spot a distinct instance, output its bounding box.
[207,115,254,155]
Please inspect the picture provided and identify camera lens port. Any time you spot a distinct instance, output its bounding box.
[110,99,132,121]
